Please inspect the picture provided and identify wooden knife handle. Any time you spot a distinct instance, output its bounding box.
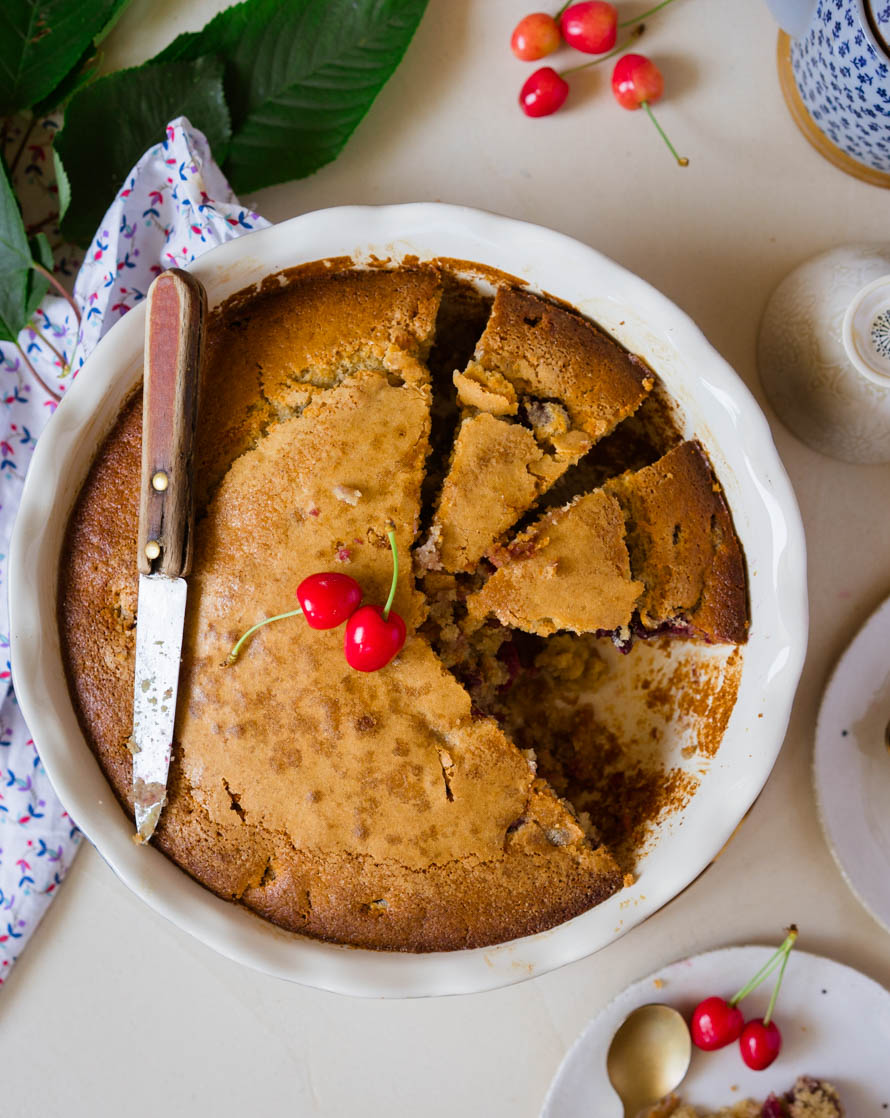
[138,268,206,577]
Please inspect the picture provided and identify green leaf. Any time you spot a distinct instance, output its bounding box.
[55,55,232,247]
[0,154,38,343]
[156,0,429,195]
[0,0,133,115]
[52,146,71,219]
[32,43,102,115]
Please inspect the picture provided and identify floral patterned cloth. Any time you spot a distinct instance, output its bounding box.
[0,117,268,987]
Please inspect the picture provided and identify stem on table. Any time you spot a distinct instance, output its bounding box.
[643,101,689,166]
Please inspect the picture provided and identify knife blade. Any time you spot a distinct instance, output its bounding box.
[131,268,206,844]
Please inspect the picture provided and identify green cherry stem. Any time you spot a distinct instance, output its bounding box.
[226,608,303,665]
[763,938,793,1027]
[729,925,798,1006]
[561,24,644,76]
[555,1,572,17]
[618,0,678,28]
[383,528,399,621]
[642,101,689,166]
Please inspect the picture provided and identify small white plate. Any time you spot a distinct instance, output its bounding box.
[814,594,890,934]
[541,946,890,1116]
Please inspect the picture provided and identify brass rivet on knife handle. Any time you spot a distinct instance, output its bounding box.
[138,268,206,577]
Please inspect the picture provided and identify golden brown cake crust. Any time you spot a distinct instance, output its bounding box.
[468,287,654,440]
[606,441,749,643]
[424,286,653,572]
[467,490,643,636]
[59,268,626,952]
[429,413,581,573]
[58,266,747,954]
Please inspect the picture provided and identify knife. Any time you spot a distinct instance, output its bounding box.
[131,268,206,844]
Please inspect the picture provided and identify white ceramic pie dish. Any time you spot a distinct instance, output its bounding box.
[8,203,807,997]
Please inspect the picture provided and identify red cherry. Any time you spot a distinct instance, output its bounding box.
[296,572,362,630]
[611,53,688,165]
[611,52,663,108]
[344,604,406,671]
[511,12,561,61]
[739,1018,782,1070]
[519,67,570,117]
[690,996,744,1051]
[560,2,618,54]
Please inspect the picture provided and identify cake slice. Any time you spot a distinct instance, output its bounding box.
[604,441,748,643]
[466,441,747,648]
[417,411,585,574]
[422,287,654,572]
[466,489,643,638]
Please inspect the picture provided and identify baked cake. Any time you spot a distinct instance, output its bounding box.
[645,1076,844,1117]
[466,488,643,638]
[58,262,748,952]
[422,287,654,573]
[604,441,748,643]
[466,441,746,647]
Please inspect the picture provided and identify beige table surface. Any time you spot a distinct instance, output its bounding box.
[3,1,890,1114]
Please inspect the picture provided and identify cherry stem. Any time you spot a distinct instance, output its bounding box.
[618,0,678,28]
[383,528,399,621]
[226,608,303,664]
[763,933,795,1025]
[642,101,689,166]
[560,24,644,75]
[555,0,571,15]
[729,926,798,1007]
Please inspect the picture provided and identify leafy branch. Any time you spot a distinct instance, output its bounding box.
[0,0,429,396]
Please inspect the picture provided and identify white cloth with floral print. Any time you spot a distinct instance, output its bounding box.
[0,117,268,987]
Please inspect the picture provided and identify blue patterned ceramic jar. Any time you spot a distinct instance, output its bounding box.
[770,0,890,179]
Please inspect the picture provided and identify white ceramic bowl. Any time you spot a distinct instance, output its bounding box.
[8,204,807,997]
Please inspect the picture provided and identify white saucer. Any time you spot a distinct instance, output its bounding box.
[541,946,890,1116]
[814,593,890,934]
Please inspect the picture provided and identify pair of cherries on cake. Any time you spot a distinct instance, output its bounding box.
[228,528,406,672]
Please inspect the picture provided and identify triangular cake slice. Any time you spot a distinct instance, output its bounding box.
[466,441,748,646]
[170,372,622,950]
[466,489,643,639]
[604,441,748,643]
[421,287,654,573]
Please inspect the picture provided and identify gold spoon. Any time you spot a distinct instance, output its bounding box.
[606,1004,692,1117]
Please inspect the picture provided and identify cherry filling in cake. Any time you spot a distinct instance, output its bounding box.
[58,262,748,951]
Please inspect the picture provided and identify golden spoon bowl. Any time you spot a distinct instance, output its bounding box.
[606,1003,692,1117]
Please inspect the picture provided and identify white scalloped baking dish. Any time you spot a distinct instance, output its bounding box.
[8,204,807,997]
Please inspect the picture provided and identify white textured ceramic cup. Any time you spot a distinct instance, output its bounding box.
[758,243,890,464]
[9,205,807,997]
